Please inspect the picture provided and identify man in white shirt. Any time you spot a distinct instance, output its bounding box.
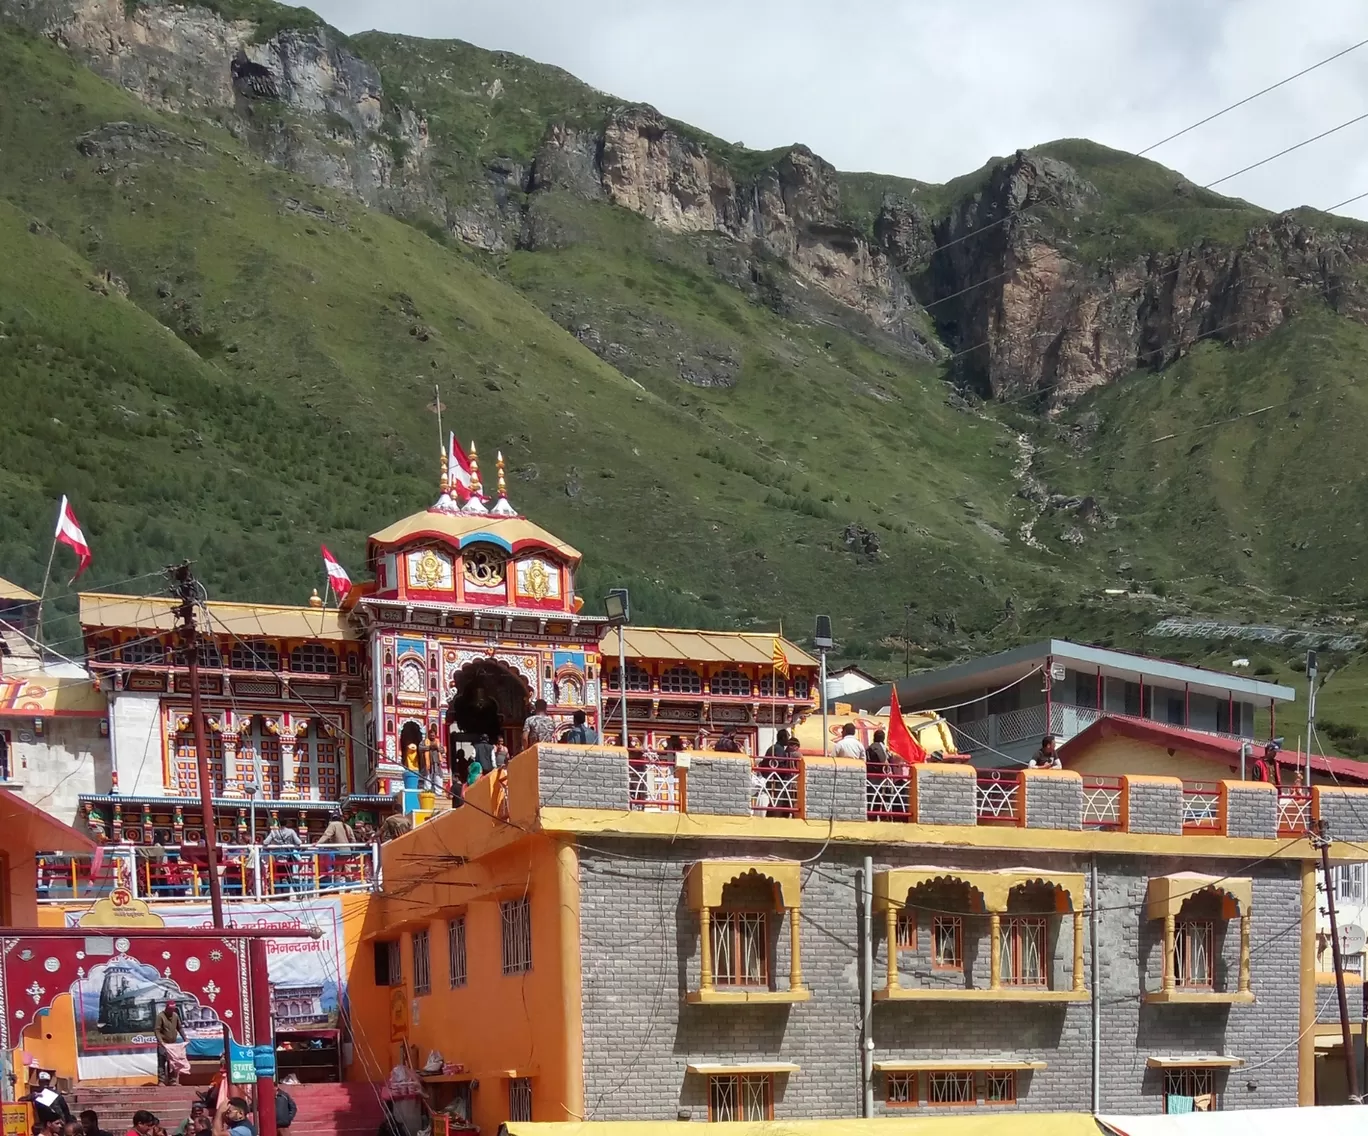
[833,722,866,759]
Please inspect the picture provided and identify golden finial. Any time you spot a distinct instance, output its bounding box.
[497,451,507,498]
[308,588,324,609]
[469,441,483,497]
[439,446,449,494]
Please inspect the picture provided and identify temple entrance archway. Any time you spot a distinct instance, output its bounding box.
[446,659,532,759]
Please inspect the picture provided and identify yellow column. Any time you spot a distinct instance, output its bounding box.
[1299,863,1317,1105]
[1239,913,1251,995]
[555,840,586,1121]
[1073,909,1085,992]
[1163,915,1176,992]
[789,907,803,990]
[885,904,899,993]
[989,912,1002,990]
[699,906,714,992]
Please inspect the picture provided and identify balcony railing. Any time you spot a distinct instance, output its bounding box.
[1082,775,1124,829]
[976,771,1022,825]
[34,843,379,904]
[866,767,913,820]
[1181,781,1223,834]
[1278,788,1312,836]
[751,756,802,817]
[628,752,681,812]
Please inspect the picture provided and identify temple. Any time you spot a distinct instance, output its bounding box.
[66,449,820,843]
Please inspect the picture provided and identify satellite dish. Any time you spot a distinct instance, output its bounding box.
[1340,925,1365,955]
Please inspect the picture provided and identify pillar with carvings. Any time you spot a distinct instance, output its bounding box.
[222,730,242,798]
[280,731,300,800]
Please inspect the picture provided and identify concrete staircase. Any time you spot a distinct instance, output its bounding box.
[71,1082,387,1136]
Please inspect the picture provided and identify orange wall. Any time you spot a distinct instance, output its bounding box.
[351,760,583,1129]
[3,813,53,928]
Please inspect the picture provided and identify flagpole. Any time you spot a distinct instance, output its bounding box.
[35,499,62,647]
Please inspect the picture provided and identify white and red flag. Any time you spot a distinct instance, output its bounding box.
[320,545,352,600]
[448,433,482,503]
[54,496,91,580]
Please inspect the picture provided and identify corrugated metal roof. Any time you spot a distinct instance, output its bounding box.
[601,626,818,667]
[0,575,38,602]
[369,510,581,561]
[79,593,356,642]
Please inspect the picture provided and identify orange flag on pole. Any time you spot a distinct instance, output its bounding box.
[886,686,927,765]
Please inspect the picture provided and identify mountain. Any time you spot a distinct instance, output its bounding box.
[1,0,1367,717]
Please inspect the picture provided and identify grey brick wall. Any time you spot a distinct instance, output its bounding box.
[804,760,866,822]
[575,841,1303,1120]
[536,745,630,810]
[1024,772,1084,831]
[1315,789,1368,843]
[1225,784,1278,839]
[914,767,976,826]
[1127,778,1183,836]
[684,756,754,816]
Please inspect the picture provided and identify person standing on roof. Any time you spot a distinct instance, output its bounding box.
[1029,734,1061,769]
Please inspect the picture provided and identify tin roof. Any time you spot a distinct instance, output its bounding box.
[601,626,818,668]
[79,593,356,642]
[369,510,581,562]
[0,575,39,602]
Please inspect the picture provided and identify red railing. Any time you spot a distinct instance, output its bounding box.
[628,752,682,812]
[866,767,913,820]
[976,771,1022,825]
[1277,788,1312,837]
[1081,775,1125,829]
[1181,780,1223,834]
[752,756,802,817]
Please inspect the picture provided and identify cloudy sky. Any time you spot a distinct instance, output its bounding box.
[311,0,1368,219]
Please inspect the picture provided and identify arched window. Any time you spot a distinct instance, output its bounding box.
[290,644,338,674]
[398,658,425,694]
[230,640,279,671]
[121,638,165,665]
[607,663,652,692]
[712,669,752,697]
[660,666,703,694]
[174,729,225,796]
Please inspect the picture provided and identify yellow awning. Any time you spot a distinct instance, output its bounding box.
[873,1059,1046,1072]
[0,674,106,718]
[0,575,39,602]
[601,626,818,668]
[80,592,355,642]
[685,1062,800,1075]
[1144,1056,1243,1068]
[507,1116,1103,1136]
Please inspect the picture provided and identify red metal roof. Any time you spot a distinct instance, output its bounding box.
[1058,715,1368,786]
[1,788,96,853]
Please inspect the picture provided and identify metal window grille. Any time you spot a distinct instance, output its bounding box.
[1175,920,1214,988]
[387,941,402,987]
[121,638,166,665]
[931,916,963,970]
[791,676,810,699]
[712,669,752,696]
[758,675,786,697]
[708,1075,771,1121]
[607,663,652,692]
[508,1077,532,1123]
[1164,1067,1217,1113]
[927,1071,975,1106]
[230,640,279,671]
[659,665,703,694]
[196,643,222,668]
[501,897,532,975]
[895,910,916,950]
[711,910,768,986]
[885,1072,916,1106]
[985,1071,1016,1104]
[1335,863,1366,905]
[1345,952,1364,976]
[412,929,431,996]
[1001,917,1047,987]
[448,917,467,988]
[289,644,338,673]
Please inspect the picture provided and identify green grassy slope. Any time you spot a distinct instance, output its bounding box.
[0,24,1041,656]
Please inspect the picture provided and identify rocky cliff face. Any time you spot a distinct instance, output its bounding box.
[1,0,430,212]
[925,151,1368,410]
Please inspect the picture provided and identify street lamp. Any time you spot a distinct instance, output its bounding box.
[605,589,631,749]
[814,615,833,756]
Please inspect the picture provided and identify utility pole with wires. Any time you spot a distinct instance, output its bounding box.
[1306,650,1319,788]
[1313,818,1359,1102]
[169,561,226,930]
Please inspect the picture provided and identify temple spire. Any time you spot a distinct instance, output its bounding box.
[432,438,458,513]
[490,450,518,516]
[461,440,488,514]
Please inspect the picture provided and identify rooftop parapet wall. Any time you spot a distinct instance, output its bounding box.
[512,746,1337,845]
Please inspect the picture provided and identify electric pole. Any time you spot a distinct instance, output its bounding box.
[169,562,226,929]
[1314,818,1358,1102]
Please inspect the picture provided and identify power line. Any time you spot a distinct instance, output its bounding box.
[1206,109,1368,188]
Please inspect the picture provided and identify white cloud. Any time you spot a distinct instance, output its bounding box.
[312,0,1368,219]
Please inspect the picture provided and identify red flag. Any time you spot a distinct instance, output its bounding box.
[55,496,92,580]
[886,686,927,765]
[320,545,352,600]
